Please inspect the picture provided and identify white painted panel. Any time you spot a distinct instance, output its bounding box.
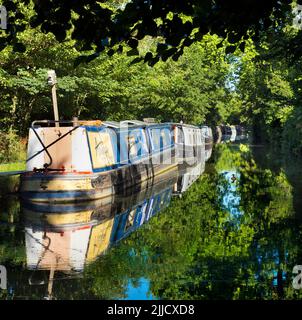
[26,128,45,171]
[72,127,93,172]
[183,127,190,145]
[180,162,205,193]
[70,228,91,270]
[25,227,44,269]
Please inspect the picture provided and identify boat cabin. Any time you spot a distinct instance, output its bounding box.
[26,121,175,174]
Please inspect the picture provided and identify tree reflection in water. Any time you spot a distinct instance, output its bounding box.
[1,142,302,299]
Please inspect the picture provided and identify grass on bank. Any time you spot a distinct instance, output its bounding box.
[0,130,27,173]
[0,162,26,172]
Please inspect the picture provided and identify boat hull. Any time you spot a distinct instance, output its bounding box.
[20,158,177,203]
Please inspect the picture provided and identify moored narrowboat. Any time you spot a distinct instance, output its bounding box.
[20,119,180,203]
[20,118,208,203]
[174,123,204,165]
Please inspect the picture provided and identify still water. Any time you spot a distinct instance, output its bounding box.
[1,136,302,300]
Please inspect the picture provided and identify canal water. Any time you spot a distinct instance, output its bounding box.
[1,137,302,300]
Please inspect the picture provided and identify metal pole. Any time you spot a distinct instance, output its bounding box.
[51,85,59,127]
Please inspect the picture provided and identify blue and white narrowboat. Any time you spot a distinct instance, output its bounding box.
[173,123,204,165]
[20,120,178,203]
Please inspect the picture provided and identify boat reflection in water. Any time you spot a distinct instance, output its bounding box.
[205,142,213,162]
[22,145,209,298]
[174,162,206,197]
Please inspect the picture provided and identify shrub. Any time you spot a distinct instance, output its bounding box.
[0,130,27,163]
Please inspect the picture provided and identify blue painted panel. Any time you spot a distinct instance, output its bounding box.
[147,125,174,153]
[86,124,174,172]
[110,210,130,243]
[118,128,149,164]
[21,190,96,199]
[110,201,149,243]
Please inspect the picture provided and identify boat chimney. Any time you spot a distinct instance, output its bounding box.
[47,70,59,127]
[72,116,79,127]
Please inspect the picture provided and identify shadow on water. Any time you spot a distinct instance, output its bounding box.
[2,135,302,299]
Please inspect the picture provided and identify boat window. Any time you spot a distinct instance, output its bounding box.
[128,134,137,158]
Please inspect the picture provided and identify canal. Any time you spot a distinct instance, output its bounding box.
[1,137,302,300]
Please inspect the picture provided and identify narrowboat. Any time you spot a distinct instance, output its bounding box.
[200,125,213,145]
[173,123,204,165]
[219,125,243,143]
[20,119,179,203]
[214,124,247,144]
[20,119,206,203]
[235,125,248,141]
[221,125,235,138]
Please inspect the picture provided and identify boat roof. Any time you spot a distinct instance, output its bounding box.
[103,119,161,130]
[173,123,201,129]
[102,121,121,128]
[31,119,202,130]
[120,120,148,126]
[102,120,201,130]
